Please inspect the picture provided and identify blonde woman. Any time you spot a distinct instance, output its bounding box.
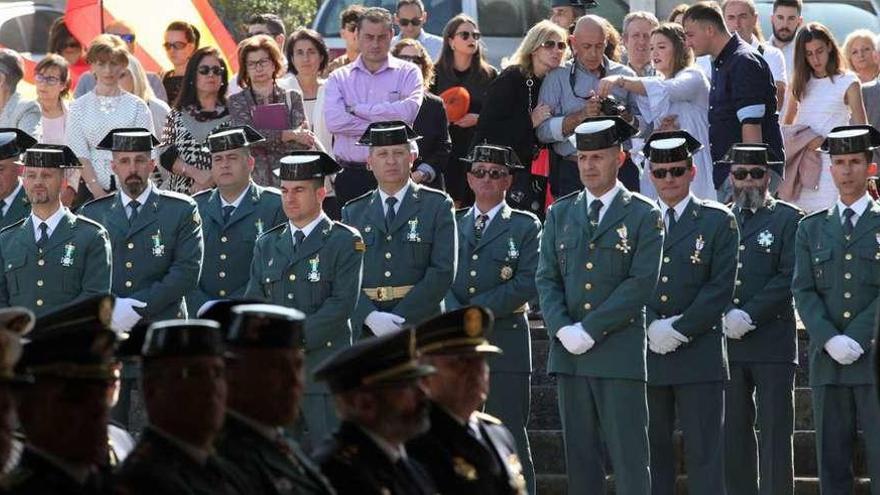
[843,29,880,83]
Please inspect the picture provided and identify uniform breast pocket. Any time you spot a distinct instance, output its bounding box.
[746,245,778,274]
[811,248,833,290]
[858,247,880,287]
[491,251,518,281]
[594,237,628,278]
[260,270,284,300]
[2,255,25,295]
[408,231,434,266]
[311,280,332,307]
[61,266,85,293]
[556,236,579,276]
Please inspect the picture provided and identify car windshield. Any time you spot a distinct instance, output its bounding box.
[756,0,880,41]
[314,0,463,38]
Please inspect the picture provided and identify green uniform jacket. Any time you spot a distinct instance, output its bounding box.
[536,188,664,381]
[1,447,112,494]
[79,188,204,320]
[341,183,456,336]
[793,201,880,386]
[190,183,285,312]
[727,199,803,364]
[646,198,739,385]
[0,209,111,316]
[215,414,336,495]
[447,203,541,373]
[244,218,363,389]
[0,184,29,231]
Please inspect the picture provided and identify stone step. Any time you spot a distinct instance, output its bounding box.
[528,430,869,477]
[535,474,873,495]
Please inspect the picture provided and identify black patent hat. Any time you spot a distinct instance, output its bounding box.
[569,116,638,151]
[461,144,525,170]
[142,319,228,359]
[414,305,501,356]
[226,304,306,349]
[357,121,421,147]
[818,125,880,155]
[644,130,703,164]
[96,128,160,152]
[274,151,342,181]
[207,125,265,154]
[718,143,784,177]
[0,128,36,161]
[23,144,82,168]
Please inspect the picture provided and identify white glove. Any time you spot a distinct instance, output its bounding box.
[556,323,594,355]
[723,309,756,340]
[647,315,685,354]
[111,298,146,333]
[824,335,864,365]
[365,311,405,336]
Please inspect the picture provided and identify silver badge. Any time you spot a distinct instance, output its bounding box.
[151,230,165,257]
[308,255,321,282]
[60,243,75,267]
[757,229,774,250]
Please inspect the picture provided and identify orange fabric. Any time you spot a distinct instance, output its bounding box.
[439,86,470,123]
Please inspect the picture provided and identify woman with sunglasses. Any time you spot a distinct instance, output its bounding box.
[159,47,231,194]
[596,22,715,200]
[162,21,200,107]
[432,14,497,207]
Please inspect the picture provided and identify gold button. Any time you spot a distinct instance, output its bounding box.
[844,292,852,299]
[584,303,592,310]
[470,270,477,276]
[739,245,745,251]
[733,298,740,304]
[384,271,392,277]
[844,311,852,318]
[845,253,853,260]
[589,243,595,249]
[663,256,670,263]
[36,280,43,287]
[125,261,133,269]
[221,236,228,243]
[220,254,227,260]
[385,252,392,259]
[472,254,479,260]
[584,283,592,290]
[737,262,742,269]
[265,278,271,283]
[660,295,668,302]
[326,342,332,347]
[386,235,392,241]
[219,290,226,296]
[127,242,134,249]
[586,262,594,270]
[287,293,294,299]
[735,280,742,286]
[469,287,476,294]
[289,274,296,281]
[559,243,565,249]
[125,281,132,288]
[218,272,226,278]
[35,299,43,306]
[37,259,44,266]
[845,273,852,280]
[661,276,668,283]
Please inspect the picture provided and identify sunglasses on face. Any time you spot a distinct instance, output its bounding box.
[397,54,422,63]
[398,17,423,27]
[35,74,62,85]
[469,168,509,179]
[112,33,135,44]
[197,65,225,76]
[540,40,567,51]
[731,168,767,180]
[455,31,482,41]
[651,166,689,179]
[163,41,189,51]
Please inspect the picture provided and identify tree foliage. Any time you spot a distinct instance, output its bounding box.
[210,0,319,40]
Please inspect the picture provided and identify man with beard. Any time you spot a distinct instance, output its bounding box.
[643,130,738,495]
[0,307,33,474]
[0,130,36,230]
[246,151,364,444]
[113,319,251,494]
[216,303,335,495]
[408,306,528,495]
[0,145,111,316]
[720,143,802,495]
[3,295,117,494]
[312,328,438,495]
[768,0,802,85]
[189,126,285,315]
[79,128,204,330]
[792,125,880,494]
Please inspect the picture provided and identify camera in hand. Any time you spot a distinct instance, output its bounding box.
[598,95,627,116]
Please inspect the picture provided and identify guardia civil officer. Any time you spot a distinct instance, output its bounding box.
[0,145,111,316]
[642,131,738,495]
[535,116,664,495]
[447,144,540,493]
[0,130,36,230]
[245,151,364,444]
[341,121,456,338]
[792,125,880,493]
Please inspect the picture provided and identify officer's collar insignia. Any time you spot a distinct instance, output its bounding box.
[690,235,705,264]
[757,230,774,250]
[464,308,482,337]
[453,456,478,480]
[615,225,630,253]
[307,255,321,282]
[406,218,421,242]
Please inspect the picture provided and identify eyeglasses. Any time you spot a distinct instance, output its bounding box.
[163,41,190,51]
[541,40,567,51]
[111,33,136,44]
[469,168,509,179]
[197,65,225,76]
[246,58,272,70]
[651,166,690,179]
[35,74,62,85]
[396,54,422,64]
[731,168,767,180]
[455,31,482,41]
[398,17,423,27]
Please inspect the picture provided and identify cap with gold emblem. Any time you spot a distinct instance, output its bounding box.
[0,128,36,161]
[274,151,342,181]
[19,294,117,381]
[314,328,435,393]
[226,304,306,349]
[0,307,34,384]
[207,125,265,154]
[142,319,229,359]
[569,116,638,151]
[23,144,82,169]
[818,125,880,155]
[414,306,502,356]
[357,121,421,147]
[644,130,703,164]
[460,144,525,170]
[96,128,160,152]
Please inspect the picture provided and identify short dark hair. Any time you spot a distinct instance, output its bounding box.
[358,7,394,32]
[47,18,80,57]
[285,28,329,75]
[340,4,367,27]
[682,2,727,32]
[35,53,70,99]
[396,0,425,12]
[166,21,201,48]
[247,13,286,37]
[772,0,802,14]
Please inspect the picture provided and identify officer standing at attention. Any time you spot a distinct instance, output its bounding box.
[216,303,336,495]
[189,126,285,314]
[113,319,251,494]
[408,306,528,495]
[342,121,456,338]
[792,125,880,493]
[79,128,204,331]
[721,143,802,495]
[642,130,738,495]
[0,145,111,316]
[0,130,36,230]
[535,116,664,495]
[312,328,439,495]
[246,151,364,444]
[3,295,117,494]
[0,307,33,472]
[446,143,540,494]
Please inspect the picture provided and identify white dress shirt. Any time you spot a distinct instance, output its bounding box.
[658,194,693,228]
[1,179,21,216]
[836,193,873,227]
[379,180,413,215]
[472,201,505,231]
[30,206,66,241]
[584,182,623,225]
[289,212,329,245]
[120,182,154,219]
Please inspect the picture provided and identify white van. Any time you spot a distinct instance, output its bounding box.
[312,0,630,67]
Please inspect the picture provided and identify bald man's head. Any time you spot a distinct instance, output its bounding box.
[571,14,608,71]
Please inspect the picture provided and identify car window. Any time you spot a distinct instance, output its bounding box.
[314,0,463,38]
[17,10,61,55]
[0,18,24,53]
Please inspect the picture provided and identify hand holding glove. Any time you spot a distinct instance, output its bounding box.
[648,315,686,354]
[556,323,595,355]
[365,311,406,336]
[824,335,864,365]
[112,298,146,333]
[723,309,756,340]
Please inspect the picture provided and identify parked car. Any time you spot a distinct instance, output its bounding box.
[0,2,62,58]
[313,0,629,67]
[756,0,880,43]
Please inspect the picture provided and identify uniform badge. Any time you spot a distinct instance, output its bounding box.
[615,225,631,253]
[354,240,366,252]
[406,218,421,242]
[307,255,321,282]
[452,456,478,480]
[690,234,705,264]
[255,219,264,238]
[151,230,165,257]
[60,243,76,267]
[507,237,519,259]
[500,265,514,281]
[364,225,372,233]
[757,229,774,250]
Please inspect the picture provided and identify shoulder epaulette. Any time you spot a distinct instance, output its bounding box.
[553,189,580,203]
[343,190,373,208]
[192,189,212,200]
[157,188,197,205]
[802,208,830,221]
[699,199,732,213]
[74,215,105,230]
[773,200,805,215]
[0,218,25,234]
[81,191,118,209]
[474,411,502,425]
[509,208,540,222]
[628,191,657,207]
